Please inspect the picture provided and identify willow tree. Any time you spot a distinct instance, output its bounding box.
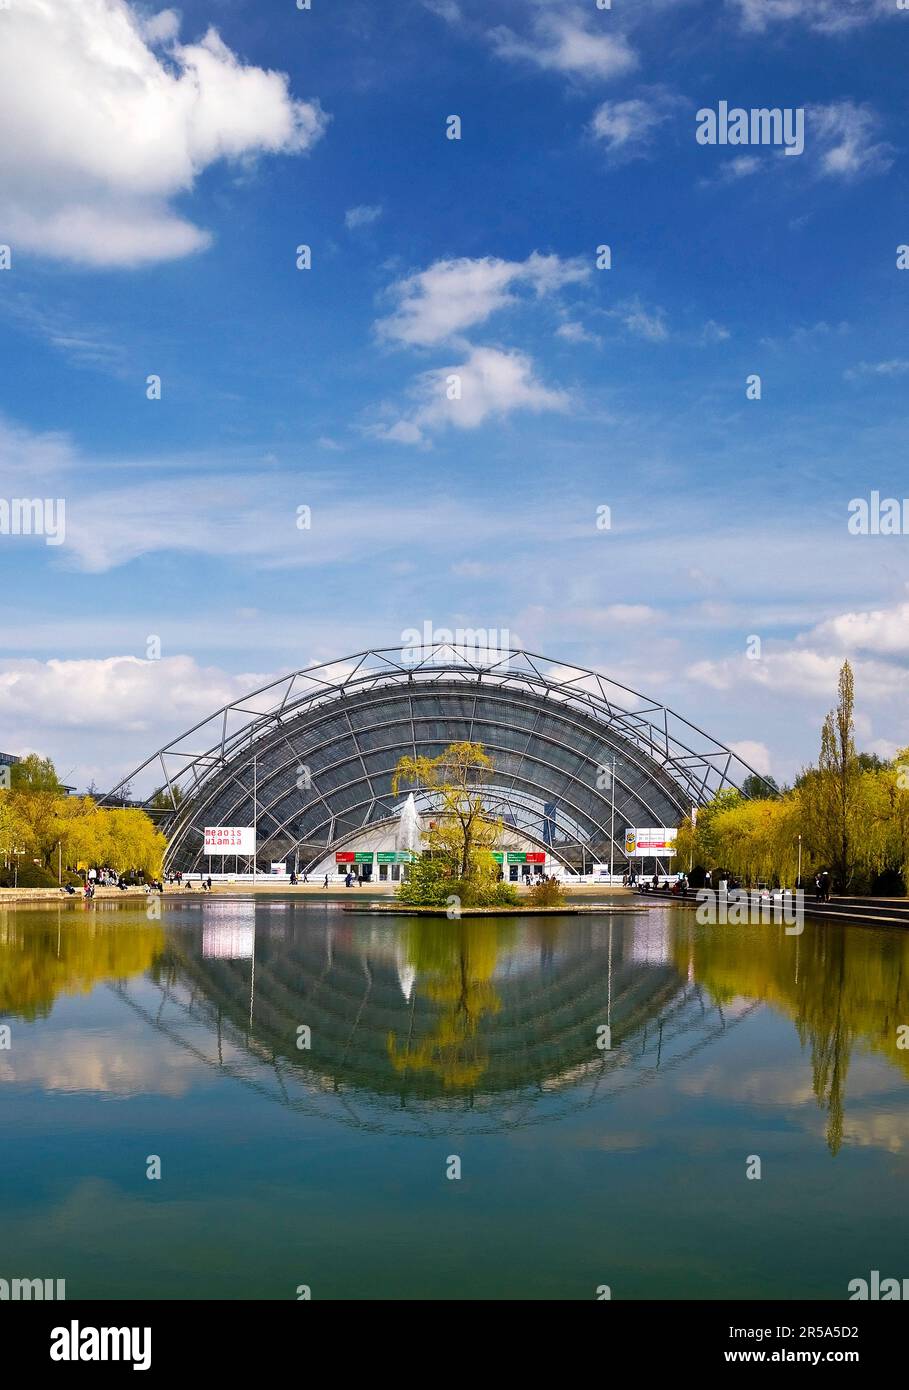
[392,741,500,881]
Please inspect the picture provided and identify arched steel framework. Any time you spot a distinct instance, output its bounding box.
[104,645,771,875]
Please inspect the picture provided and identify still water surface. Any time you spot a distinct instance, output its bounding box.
[1,896,907,1300]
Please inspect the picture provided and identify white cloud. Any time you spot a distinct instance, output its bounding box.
[812,102,894,181]
[141,7,181,44]
[0,0,327,267]
[688,594,909,715]
[0,655,266,736]
[612,298,670,342]
[845,360,909,381]
[375,345,568,445]
[688,649,905,702]
[590,97,671,163]
[556,321,602,347]
[377,253,589,348]
[345,204,383,230]
[810,601,909,659]
[716,154,761,181]
[490,8,637,81]
[422,0,461,22]
[732,0,895,34]
[700,320,730,344]
[729,740,772,775]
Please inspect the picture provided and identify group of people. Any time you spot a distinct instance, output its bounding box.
[183,874,213,891]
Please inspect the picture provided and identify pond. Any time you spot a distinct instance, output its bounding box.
[0,895,906,1300]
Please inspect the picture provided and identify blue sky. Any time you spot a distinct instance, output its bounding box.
[1,0,908,791]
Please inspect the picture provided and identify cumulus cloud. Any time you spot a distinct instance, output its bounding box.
[377,253,589,348]
[688,593,909,717]
[688,648,906,702]
[0,654,285,792]
[810,602,909,659]
[374,345,568,445]
[729,740,772,776]
[0,655,266,736]
[489,8,637,81]
[0,0,327,266]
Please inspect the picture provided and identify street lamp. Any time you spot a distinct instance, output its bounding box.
[797,833,802,890]
[5,846,26,888]
[608,756,616,885]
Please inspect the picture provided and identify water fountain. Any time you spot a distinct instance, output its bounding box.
[395,792,421,856]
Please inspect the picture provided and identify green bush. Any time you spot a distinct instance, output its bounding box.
[0,861,61,888]
[396,855,519,908]
[458,877,518,908]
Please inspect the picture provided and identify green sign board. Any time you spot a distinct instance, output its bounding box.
[377,851,413,864]
[492,852,504,864]
[354,852,374,863]
[507,852,527,864]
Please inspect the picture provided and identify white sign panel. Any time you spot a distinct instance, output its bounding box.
[625,827,678,858]
[204,826,255,855]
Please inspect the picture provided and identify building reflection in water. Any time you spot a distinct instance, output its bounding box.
[3,900,908,1150]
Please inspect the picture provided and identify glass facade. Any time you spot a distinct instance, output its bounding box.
[163,679,696,874]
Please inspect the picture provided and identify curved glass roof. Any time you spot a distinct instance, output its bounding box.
[103,645,768,873]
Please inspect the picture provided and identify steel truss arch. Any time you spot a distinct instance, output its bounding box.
[103,644,771,874]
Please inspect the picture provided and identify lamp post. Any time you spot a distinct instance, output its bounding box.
[8,846,25,889]
[608,756,616,885]
[797,833,802,890]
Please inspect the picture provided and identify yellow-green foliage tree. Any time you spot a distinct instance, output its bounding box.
[392,741,502,880]
[1,755,166,880]
[392,741,518,907]
[678,665,909,892]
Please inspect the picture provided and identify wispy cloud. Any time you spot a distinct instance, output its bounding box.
[489,7,637,82]
[590,93,676,164]
[812,101,895,181]
[345,203,383,230]
[732,0,896,34]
